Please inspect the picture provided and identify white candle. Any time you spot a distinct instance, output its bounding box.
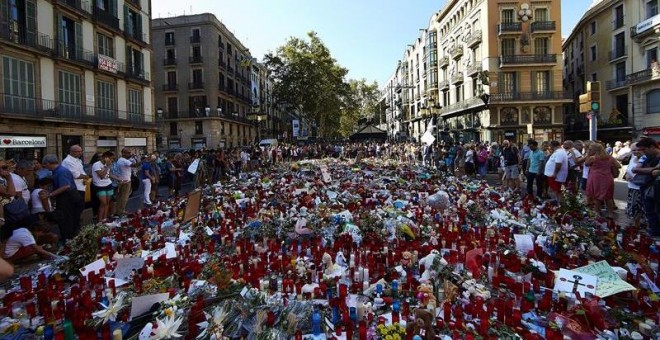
[363,269,370,282]
[353,271,360,282]
[358,267,364,281]
[363,281,369,293]
[349,254,355,268]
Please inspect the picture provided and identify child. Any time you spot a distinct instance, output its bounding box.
[3,223,58,262]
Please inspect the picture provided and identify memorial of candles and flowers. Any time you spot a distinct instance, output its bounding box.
[1,158,659,339]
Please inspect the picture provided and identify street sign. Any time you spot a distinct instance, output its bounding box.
[591,102,600,111]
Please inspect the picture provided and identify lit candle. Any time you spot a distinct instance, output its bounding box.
[363,269,369,282]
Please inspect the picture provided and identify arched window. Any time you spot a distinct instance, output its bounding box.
[647,89,660,114]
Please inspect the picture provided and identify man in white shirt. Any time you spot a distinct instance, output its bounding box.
[114,148,137,216]
[10,160,33,204]
[544,140,569,201]
[61,145,89,201]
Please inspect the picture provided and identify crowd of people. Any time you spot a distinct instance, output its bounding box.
[1,136,659,278]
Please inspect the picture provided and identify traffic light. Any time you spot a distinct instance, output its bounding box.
[579,81,601,113]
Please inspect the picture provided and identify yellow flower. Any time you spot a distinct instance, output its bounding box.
[385,335,393,340]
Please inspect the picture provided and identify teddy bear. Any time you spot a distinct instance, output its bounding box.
[406,309,436,340]
[416,283,437,311]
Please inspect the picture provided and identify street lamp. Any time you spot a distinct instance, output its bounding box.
[157,108,163,119]
[217,107,222,116]
[205,106,211,117]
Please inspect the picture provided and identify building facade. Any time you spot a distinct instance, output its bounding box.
[0,0,155,161]
[389,0,569,144]
[563,0,660,142]
[152,13,262,150]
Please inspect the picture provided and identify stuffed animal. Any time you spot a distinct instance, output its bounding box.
[416,283,437,311]
[406,309,436,340]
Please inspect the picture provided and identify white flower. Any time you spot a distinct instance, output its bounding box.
[152,315,183,339]
[197,306,229,339]
[92,292,128,324]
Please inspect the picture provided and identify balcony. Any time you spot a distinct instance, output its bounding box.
[162,84,178,92]
[490,91,570,103]
[189,55,203,64]
[126,0,141,10]
[498,22,522,35]
[124,30,147,45]
[126,66,149,82]
[0,29,55,54]
[631,14,660,41]
[466,64,482,77]
[439,56,449,68]
[55,43,96,66]
[0,92,155,128]
[531,21,556,33]
[190,35,201,43]
[56,0,92,15]
[500,54,557,66]
[219,60,227,69]
[466,30,482,48]
[608,46,627,62]
[605,67,659,90]
[451,73,464,84]
[188,82,205,90]
[93,7,119,31]
[439,80,449,90]
[449,45,464,60]
[163,57,177,66]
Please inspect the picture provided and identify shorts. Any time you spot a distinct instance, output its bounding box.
[96,184,114,197]
[547,176,563,193]
[504,165,520,179]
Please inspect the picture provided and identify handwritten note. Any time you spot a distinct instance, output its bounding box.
[574,260,636,298]
[114,257,145,280]
[130,293,170,320]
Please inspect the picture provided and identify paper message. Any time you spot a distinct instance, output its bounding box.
[514,234,535,255]
[114,257,145,280]
[554,269,598,297]
[320,165,332,183]
[130,293,170,320]
[574,260,636,297]
[80,259,106,277]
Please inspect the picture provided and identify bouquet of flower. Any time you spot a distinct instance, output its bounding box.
[376,323,406,340]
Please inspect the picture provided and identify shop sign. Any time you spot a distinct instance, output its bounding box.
[124,137,147,146]
[636,14,660,35]
[504,131,517,139]
[97,139,118,147]
[98,54,118,73]
[0,135,47,148]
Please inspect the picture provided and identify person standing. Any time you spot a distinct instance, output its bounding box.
[501,140,521,191]
[543,141,569,202]
[632,138,660,239]
[525,140,545,199]
[139,155,155,206]
[115,148,137,216]
[42,154,83,241]
[61,145,89,202]
[91,151,114,222]
[10,160,33,205]
[149,155,160,203]
[584,143,618,219]
[625,143,644,228]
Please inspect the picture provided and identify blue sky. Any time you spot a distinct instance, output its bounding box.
[153,0,591,86]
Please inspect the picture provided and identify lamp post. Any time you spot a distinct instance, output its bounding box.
[205,106,211,117]
[217,107,222,116]
[157,108,163,119]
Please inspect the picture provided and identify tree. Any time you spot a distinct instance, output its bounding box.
[264,32,350,138]
[338,79,380,137]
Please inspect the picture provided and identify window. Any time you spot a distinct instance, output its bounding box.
[534,37,549,55]
[533,71,550,93]
[97,33,113,57]
[472,77,478,97]
[192,28,200,39]
[169,122,178,136]
[613,5,624,29]
[58,15,82,59]
[615,61,626,82]
[648,0,659,19]
[127,89,142,118]
[189,96,207,116]
[501,38,516,56]
[167,97,178,118]
[501,72,517,93]
[166,71,176,87]
[534,8,548,21]
[124,6,142,39]
[590,45,597,61]
[591,73,598,81]
[126,47,144,76]
[195,121,203,135]
[226,43,233,55]
[647,89,660,114]
[2,56,35,112]
[218,35,223,47]
[166,48,175,60]
[614,32,625,58]
[443,90,449,107]
[192,46,201,58]
[219,74,225,89]
[455,84,463,102]
[192,69,203,84]
[501,9,515,23]
[3,0,37,46]
[96,81,115,120]
[647,48,658,67]
[96,0,116,13]
[590,21,596,35]
[165,32,174,45]
[58,71,82,117]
